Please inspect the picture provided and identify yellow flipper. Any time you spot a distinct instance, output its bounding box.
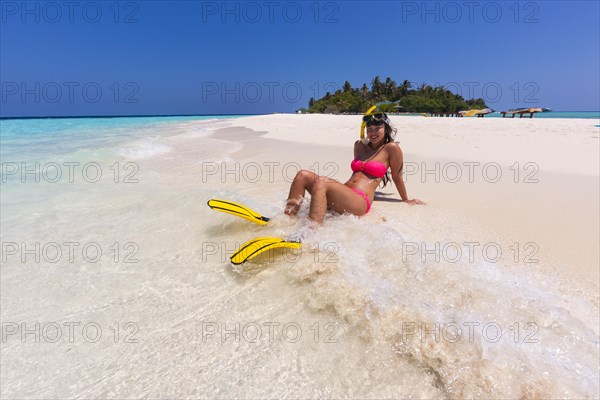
[207,199,270,225]
[230,237,301,265]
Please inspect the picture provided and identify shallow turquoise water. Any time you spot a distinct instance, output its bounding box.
[0,115,248,161]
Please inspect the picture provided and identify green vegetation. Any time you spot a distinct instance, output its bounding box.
[307,76,487,114]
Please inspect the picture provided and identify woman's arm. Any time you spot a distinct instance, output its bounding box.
[388,143,425,205]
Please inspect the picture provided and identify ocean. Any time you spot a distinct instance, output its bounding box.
[1,115,599,398]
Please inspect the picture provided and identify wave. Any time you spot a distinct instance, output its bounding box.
[223,198,599,398]
[296,213,599,397]
[117,140,173,160]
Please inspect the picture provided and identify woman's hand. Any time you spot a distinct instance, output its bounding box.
[404,199,425,205]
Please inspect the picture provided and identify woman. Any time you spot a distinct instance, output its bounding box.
[285,110,424,223]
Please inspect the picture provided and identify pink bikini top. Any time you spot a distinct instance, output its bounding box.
[351,159,387,178]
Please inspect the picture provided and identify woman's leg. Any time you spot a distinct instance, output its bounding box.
[285,169,369,222]
[285,170,319,216]
[308,179,369,223]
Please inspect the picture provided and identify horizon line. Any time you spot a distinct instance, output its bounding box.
[1,111,599,121]
[0,113,265,121]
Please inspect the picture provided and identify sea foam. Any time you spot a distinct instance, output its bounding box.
[117,140,173,160]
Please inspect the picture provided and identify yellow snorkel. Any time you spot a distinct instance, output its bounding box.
[360,105,378,141]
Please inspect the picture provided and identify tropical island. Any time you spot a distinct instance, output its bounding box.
[305,76,488,114]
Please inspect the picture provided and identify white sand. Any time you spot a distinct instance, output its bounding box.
[217,114,600,285]
[2,115,598,398]
[235,114,599,176]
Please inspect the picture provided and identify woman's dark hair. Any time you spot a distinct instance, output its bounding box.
[366,119,397,187]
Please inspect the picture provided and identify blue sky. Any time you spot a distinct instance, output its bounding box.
[1,0,598,117]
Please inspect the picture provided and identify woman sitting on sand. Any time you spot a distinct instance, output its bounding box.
[284,110,424,223]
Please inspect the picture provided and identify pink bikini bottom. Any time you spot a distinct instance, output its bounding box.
[350,188,372,214]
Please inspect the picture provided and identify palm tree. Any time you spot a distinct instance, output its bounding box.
[371,76,383,100]
[360,83,368,99]
[398,80,413,97]
[343,81,352,92]
[384,77,397,99]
